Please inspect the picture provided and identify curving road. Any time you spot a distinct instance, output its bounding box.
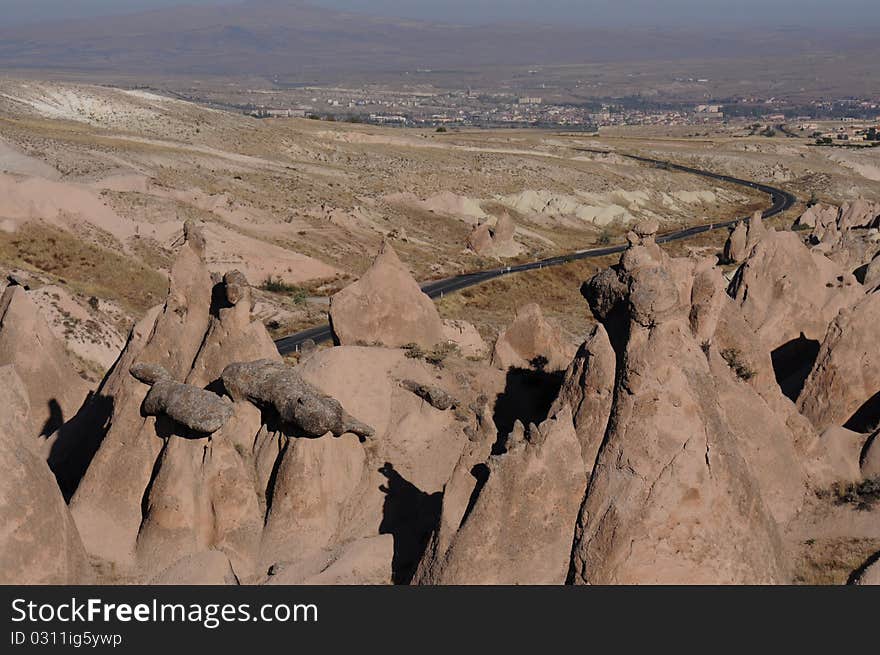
[275,150,796,354]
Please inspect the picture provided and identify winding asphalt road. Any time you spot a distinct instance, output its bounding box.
[275,150,797,354]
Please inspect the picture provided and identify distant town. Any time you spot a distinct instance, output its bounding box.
[161,84,880,139]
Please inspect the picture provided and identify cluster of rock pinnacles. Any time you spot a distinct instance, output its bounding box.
[1,200,880,585]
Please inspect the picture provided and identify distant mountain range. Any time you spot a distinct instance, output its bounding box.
[0,0,876,78]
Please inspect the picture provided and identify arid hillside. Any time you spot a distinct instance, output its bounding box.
[0,78,792,378]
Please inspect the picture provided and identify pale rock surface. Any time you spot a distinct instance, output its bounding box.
[150,550,239,585]
[441,319,487,359]
[0,366,92,584]
[0,285,90,445]
[549,324,615,471]
[572,231,794,584]
[415,408,586,585]
[723,211,766,263]
[798,289,880,432]
[491,303,576,372]
[728,230,861,348]
[329,242,444,348]
[466,213,520,257]
[860,430,880,479]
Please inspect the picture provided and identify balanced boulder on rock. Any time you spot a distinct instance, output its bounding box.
[222,359,374,438]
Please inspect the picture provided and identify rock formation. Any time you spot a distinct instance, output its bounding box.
[221,359,374,438]
[0,366,91,584]
[131,363,234,434]
[728,230,861,348]
[415,407,586,584]
[0,284,90,445]
[401,379,456,411]
[549,324,615,471]
[571,220,797,584]
[797,289,880,432]
[466,213,519,257]
[441,319,487,358]
[723,211,767,263]
[329,241,444,348]
[491,303,576,372]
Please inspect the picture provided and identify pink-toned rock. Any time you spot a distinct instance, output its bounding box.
[415,407,586,585]
[329,242,444,348]
[571,236,794,584]
[817,426,870,483]
[69,230,213,572]
[441,319,487,359]
[0,285,90,445]
[0,366,92,584]
[860,430,880,479]
[492,303,576,372]
[723,212,767,264]
[150,551,239,585]
[728,230,861,348]
[466,223,494,256]
[550,324,615,471]
[466,213,519,257]
[798,289,880,432]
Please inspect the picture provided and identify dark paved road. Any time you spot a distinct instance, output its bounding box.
[275,150,796,354]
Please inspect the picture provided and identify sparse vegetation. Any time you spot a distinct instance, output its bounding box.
[261,276,308,304]
[402,341,458,368]
[0,222,167,314]
[721,347,755,381]
[825,478,880,511]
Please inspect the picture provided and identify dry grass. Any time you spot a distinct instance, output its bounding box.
[0,222,168,314]
[436,256,616,341]
[793,537,880,585]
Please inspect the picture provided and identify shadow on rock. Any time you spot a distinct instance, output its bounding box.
[492,366,564,455]
[378,462,441,585]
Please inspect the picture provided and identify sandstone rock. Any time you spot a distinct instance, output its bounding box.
[401,379,456,411]
[186,270,280,389]
[466,213,518,257]
[441,319,487,359]
[69,231,220,571]
[491,303,576,372]
[266,536,394,585]
[0,366,91,584]
[865,251,880,289]
[723,212,766,264]
[549,324,615,471]
[329,242,444,348]
[798,290,880,432]
[817,426,870,483]
[221,359,374,438]
[0,285,90,444]
[794,204,831,230]
[416,408,586,584]
[139,376,234,434]
[728,230,861,348]
[466,222,494,256]
[860,430,880,479]
[839,198,880,231]
[723,221,748,264]
[150,550,239,585]
[571,237,794,584]
[261,433,366,567]
[412,404,496,584]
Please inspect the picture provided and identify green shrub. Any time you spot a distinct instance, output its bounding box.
[261,276,307,304]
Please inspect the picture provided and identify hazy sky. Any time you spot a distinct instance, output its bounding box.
[1,0,878,28]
